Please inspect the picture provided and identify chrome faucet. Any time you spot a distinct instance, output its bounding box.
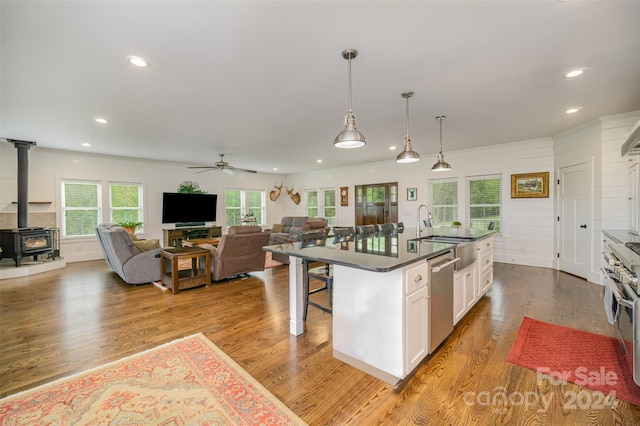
[417,204,433,237]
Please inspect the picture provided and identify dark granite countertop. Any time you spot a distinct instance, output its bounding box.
[263,226,496,272]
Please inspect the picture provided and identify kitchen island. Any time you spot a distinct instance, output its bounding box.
[264,227,495,385]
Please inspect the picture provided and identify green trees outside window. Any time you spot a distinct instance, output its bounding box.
[111,184,143,230]
[62,181,100,237]
[468,176,501,231]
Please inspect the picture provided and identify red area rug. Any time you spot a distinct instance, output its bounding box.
[0,333,306,425]
[507,317,640,406]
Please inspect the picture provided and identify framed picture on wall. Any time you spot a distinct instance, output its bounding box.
[511,172,549,198]
[407,187,417,201]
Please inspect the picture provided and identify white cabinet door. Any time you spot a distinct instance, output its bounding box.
[453,262,476,325]
[480,268,493,294]
[453,271,465,325]
[405,286,428,374]
[476,237,494,297]
[464,266,477,311]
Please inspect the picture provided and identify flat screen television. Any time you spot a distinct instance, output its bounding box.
[161,192,217,225]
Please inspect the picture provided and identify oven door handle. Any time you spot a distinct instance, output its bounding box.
[601,268,634,309]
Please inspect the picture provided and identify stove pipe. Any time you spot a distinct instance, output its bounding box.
[7,139,37,228]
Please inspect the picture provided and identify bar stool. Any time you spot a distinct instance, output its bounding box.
[298,230,332,320]
[375,223,395,234]
[332,226,355,243]
[356,224,376,235]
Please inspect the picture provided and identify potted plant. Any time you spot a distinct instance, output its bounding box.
[177,180,206,194]
[242,212,256,223]
[118,221,143,233]
[452,221,462,228]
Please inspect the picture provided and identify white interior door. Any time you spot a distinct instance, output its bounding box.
[558,163,590,278]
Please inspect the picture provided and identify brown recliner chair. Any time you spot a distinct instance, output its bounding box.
[199,226,271,281]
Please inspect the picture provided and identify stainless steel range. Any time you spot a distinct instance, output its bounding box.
[602,231,640,386]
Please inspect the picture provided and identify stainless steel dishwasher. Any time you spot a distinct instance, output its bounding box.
[428,251,458,353]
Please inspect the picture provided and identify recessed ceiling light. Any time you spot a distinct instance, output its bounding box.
[566,108,580,114]
[81,142,91,147]
[128,56,149,67]
[94,117,108,124]
[389,146,397,151]
[565,69,583,78]
[317,159,323,163]
[273,167,278,171]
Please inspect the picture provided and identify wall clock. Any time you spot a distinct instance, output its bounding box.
[340,186,348,206]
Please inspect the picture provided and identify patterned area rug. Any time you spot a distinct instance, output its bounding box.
[507,317,640,406]
[0,333,306,425]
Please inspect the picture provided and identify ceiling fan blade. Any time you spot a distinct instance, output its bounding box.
[187,153,256,174]
[233,167,258,174]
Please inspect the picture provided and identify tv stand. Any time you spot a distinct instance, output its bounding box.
[163,226,222,248]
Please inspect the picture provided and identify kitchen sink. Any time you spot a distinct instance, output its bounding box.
[413,235,477,270]
[416,236,475,243]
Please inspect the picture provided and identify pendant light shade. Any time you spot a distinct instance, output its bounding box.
[431,115,452,172]
[396,91,420,163]
[334,49,366,149]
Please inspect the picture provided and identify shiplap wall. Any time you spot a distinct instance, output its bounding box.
[290,137,555,268]
[553,110,640,283]
[0,146,288,262]
[2,110,638,273]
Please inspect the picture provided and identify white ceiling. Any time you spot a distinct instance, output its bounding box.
[2,1,639,174]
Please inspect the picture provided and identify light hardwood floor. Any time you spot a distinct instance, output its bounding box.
[1,260,639,424]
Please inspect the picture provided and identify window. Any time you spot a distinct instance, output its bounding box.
[225,189,266,226]
[247,190,266,225]
[429,179,458,226]
[225,189,242,226]
[306,188,336,226]
[323,189,336,226]
[306,190,318,218]
[110,183,143,230]
[61,180,146,238]
[61,180,101,237]
[467,175,501,232]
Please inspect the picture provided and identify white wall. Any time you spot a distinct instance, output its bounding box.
[552,110,640,283]
[0,145,287,262]
[600,111,640,230]
[289,137,555,268]
[2,110,637,271]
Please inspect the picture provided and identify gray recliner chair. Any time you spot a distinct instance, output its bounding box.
[94,223,162,284]
[199,225,271,281]
[268,217,329,264]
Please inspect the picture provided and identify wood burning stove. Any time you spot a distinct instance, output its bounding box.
[0,227,57,267]
[1,139,61,267]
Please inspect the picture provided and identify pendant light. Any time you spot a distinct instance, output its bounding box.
[334,49,366,149]
[431,115,452,172]
[396,91,420,163]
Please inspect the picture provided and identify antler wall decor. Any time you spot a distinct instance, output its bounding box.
[285,185,301,205]
[270,182,283,201]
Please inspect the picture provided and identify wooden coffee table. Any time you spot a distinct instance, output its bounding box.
[181,237,221,247]
[160,247,211,294]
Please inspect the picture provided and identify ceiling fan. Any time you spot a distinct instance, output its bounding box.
[188,153,257,175]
